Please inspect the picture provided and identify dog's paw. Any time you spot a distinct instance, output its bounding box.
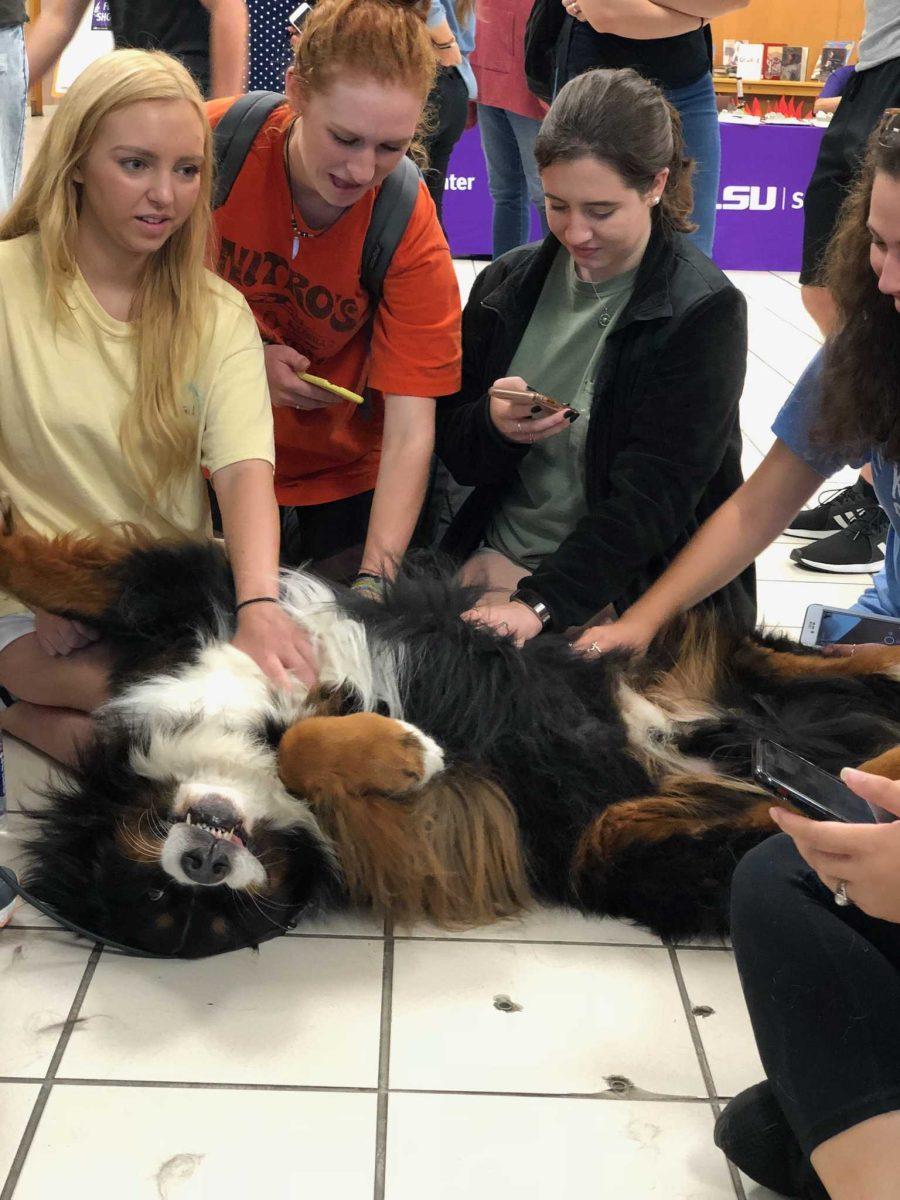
[278,712,445,801]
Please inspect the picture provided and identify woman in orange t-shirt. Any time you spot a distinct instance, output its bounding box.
[209,0,462,588]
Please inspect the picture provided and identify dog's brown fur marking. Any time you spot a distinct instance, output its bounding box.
[0,502,153,617]
[763,645,900,680]
[857,745,900,780]
[277,713,430,801]
[311,766,532,928]
[573,789,775,865]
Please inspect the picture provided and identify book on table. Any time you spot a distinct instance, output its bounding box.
[811,40,855,82]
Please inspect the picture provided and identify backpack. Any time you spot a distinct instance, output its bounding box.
[523,0,573,104]
[211,91,422,308]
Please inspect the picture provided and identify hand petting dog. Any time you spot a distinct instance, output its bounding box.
[232,601,318,690]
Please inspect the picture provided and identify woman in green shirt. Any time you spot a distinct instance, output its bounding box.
[436,66,752,644]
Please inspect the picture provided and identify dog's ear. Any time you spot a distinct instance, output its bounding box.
[277,713,440,802]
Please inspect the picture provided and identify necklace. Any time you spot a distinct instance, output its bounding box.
[283,118,317,259]
[587,278,612,328]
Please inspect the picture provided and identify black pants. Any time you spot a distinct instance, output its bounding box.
[278,491,374,583]
[800,56,900,283]
[731,834,900,1157]
[421,66,469,226]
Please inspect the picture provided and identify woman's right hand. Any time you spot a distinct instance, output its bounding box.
[573,617,656,659]
[488,376,574,446]
[34,610,100,657]
[264,344,344,411]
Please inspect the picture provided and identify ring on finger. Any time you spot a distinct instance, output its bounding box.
[516,421,522,434]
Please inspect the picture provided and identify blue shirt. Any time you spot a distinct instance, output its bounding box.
[772,348,896,617]
[427,0,477,100]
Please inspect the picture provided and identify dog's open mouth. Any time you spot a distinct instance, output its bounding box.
[173,801,249,849]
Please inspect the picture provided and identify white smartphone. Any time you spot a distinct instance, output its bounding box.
[288,3,312,33]
[800,603,900,648]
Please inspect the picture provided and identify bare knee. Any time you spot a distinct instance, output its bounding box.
[0,634,110,712]
[0,702,95,766]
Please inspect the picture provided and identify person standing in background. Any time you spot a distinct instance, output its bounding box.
[558,0,749,256]
[0,0,27,213]
[25,0,248,98]
[471,0,549,257]
[421,0,475,224]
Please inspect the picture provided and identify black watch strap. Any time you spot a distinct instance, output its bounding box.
[509,588,553,630]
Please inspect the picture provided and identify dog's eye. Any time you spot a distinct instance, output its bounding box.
[147,888,165,902]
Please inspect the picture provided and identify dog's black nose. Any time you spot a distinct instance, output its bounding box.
[180,840,233,885]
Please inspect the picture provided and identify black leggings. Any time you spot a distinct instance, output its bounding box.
[731,834,900,1158]
[421,65,469,226]
[278,490,374,584]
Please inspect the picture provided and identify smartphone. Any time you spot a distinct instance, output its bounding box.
[800,603,900,647]
[753,739,893,823]
[297,372,364,405]
[488,386,570,414]
[288,3,312,33]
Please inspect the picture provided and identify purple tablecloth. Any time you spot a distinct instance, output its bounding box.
[442,122,826,271]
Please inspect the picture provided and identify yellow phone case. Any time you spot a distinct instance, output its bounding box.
[298,372,365,405]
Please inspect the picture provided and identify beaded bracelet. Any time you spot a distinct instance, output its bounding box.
[235,596,280,613]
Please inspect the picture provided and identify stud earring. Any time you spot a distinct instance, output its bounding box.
[651,197,660,206]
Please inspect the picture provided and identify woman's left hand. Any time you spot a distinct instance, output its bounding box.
[770,766,900,923]
[560,0,587,20]
[461,601,543,647]
[231,602,318,690]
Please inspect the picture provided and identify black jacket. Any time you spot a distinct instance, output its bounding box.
[436,225,756,632]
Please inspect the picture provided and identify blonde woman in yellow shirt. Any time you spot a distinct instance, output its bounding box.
[0,49,316,765]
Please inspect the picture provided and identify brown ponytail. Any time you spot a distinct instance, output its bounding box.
[534,67,697,237]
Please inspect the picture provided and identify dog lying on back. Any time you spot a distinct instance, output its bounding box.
[4,515,900,958]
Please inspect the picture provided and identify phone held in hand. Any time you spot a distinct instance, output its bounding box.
[296,372,365,405]
[752,739,895,824]
[288,3,313,33]
[801,603,900,647]
[488,386,569,414]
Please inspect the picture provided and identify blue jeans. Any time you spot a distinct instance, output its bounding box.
[664,72,719,257]
[478,103,550,258]
[0,24,27,214]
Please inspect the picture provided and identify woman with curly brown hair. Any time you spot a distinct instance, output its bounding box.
[574,109,900,1200]
[436,67,753,646]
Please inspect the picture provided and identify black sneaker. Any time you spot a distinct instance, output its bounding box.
[790,505,889,573]
[784,477,878,539]
[714,1082,828,1199]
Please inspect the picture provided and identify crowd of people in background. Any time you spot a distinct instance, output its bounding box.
[1,1,900,1197]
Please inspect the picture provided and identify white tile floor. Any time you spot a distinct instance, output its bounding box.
[0,113,867,1199]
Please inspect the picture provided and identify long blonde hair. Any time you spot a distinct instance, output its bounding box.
[0,50,214,498]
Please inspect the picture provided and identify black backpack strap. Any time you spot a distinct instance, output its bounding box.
[360,155,422,307]
[212,91,286,209]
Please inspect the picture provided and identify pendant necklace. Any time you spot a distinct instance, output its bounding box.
[283,118,316,259]
[586,277,612,328]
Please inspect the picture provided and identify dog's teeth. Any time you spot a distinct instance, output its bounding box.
[186,813,192,825]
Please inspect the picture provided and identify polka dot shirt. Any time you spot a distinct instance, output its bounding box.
[248,0,294,92]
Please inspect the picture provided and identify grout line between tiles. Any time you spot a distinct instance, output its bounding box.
[747,346,795,389]
[1,1077,720,1101]
[393,933,668,949]
[1,945,102,1200]
[668,946,747,1200]
[373,916,394,1200]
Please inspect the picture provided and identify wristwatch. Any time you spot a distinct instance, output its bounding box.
[509,589,553,631]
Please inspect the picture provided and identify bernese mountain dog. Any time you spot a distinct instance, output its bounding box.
[3,512,900,958]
